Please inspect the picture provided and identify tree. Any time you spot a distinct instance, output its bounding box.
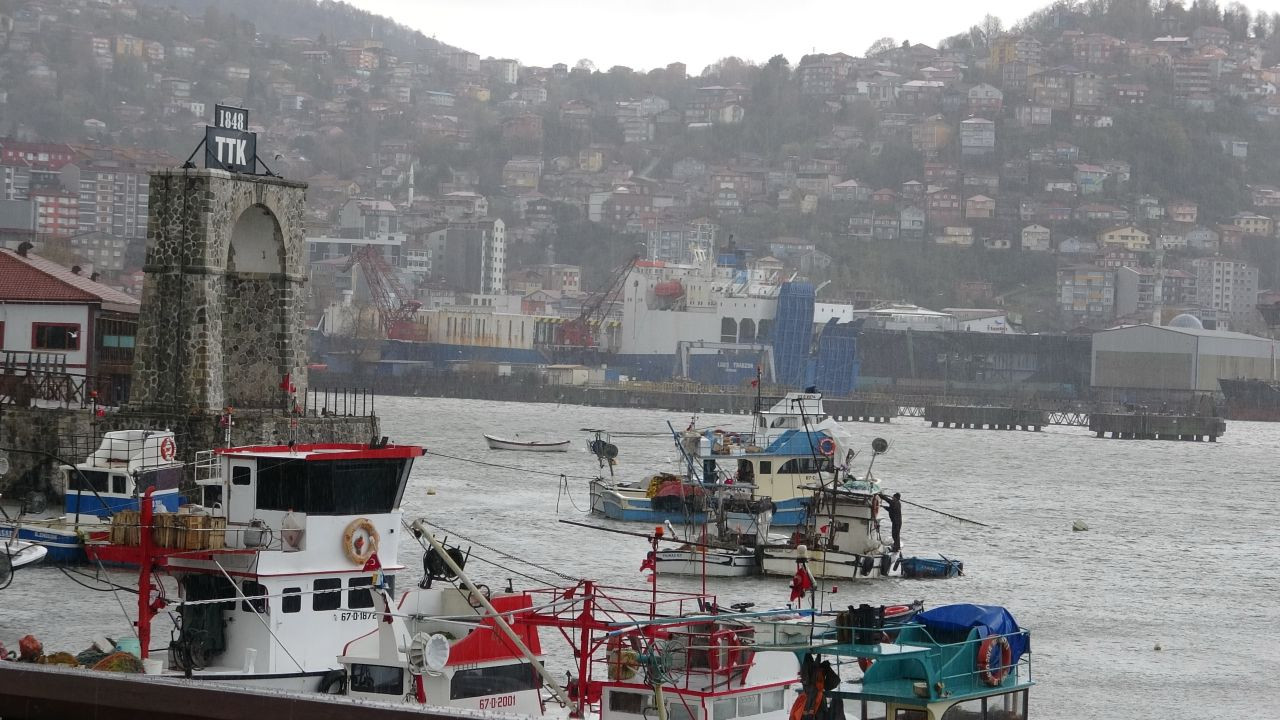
[574,58,595,72]
[865,37,896,57]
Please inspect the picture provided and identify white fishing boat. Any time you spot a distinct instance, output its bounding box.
[484,434,570,452]
[83,438,427,691]
[0,430,184,563]
[1,538,48,589]
[654,545,759,577]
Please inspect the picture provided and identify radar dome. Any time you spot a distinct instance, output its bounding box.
[1169,313,1204,329]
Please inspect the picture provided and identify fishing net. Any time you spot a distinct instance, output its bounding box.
[91,651,144,673]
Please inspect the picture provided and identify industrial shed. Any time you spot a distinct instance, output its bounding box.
[1092,324,1280,392]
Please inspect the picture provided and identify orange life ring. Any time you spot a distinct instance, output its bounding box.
[977,635,1012,686]
[817,437,836,456]
[707,630,740,673]
[871,494,881,519]
[342,517,379,565]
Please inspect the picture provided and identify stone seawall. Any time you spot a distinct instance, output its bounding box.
[0,407,378,502]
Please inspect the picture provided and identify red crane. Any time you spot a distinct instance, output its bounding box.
[558,254,639,349]
[345,245,422,340]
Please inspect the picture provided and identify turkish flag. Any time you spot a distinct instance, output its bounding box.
[639,551,656,575]
[279,373,296,393]
[789,564,815,602]
[362,551,382,572]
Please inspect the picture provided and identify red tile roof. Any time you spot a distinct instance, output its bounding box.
[0,249,140,311]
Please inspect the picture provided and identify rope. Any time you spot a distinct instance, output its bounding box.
[556,474,591,515]
[58,566,137,594]
[423,449,600,480]
[413,519,578,583]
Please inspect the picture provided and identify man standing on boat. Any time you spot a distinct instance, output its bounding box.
[880,492,902,552]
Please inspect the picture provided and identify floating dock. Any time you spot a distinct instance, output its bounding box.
[1088,413,1225,441]
[924,405,1047,431]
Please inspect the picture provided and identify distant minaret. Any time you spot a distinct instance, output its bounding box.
[406,162,415,207]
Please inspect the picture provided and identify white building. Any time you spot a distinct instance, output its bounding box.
[1192,258,1258,329]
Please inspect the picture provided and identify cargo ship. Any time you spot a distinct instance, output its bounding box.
[1218,378,1280,421]
[315,250,864,390]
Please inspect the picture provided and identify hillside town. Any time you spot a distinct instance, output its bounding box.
[3,0,1280,402]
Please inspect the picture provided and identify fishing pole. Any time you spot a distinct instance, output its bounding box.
[897,498,991,527]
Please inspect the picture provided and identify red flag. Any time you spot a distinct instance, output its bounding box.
[639,551,656,574]
[362,551,382,572]
[279,373,295,394]
[749,378,760,388]
[789,564,814,601]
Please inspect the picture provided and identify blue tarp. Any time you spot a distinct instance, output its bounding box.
[917,604,1029,662]
[764,428,831,456]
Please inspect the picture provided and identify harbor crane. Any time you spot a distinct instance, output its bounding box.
[558,254,640,349]
[343,245,422,340]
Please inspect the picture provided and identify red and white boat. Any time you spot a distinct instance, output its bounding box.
[85,439,426,691]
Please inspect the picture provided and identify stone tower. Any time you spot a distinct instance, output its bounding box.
[129,169,308,412]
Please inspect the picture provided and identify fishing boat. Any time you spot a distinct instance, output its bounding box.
[339,527,805,720]
[0,430,183,563]
[653,492,774,577]
[771,602,1033,720]
[81,438,428,691]
[900,556,964,579]
[759,438,908,581]
[590,392,843,528]
[484,434,570,452]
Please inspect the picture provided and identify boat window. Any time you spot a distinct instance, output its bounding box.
[760,690,783,713]
[111,474,127,494]
[609,691,647,714]
[778,457,826,474]
[241,580,267,614]
[231,466,251,486]
[985,690,1027,720]
[255,458,405,515]
[449,662,540,700]
[71,470,109,493]
[282,587,301,613]
[758,461,772,475]
[738,693,760,716]
[313,578,341,611]
[860,701,887,720]
[713,698,736,720]
[941,699,984,720]
[348,663,403,695]
[348,577,375,609]
[894,710,928,720]
[668,701,697,720]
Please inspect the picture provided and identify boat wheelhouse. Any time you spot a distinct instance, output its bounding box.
[811,603,1033,720]
[85,439,423,691]
[0,430,183,562]
[760,483,898,580]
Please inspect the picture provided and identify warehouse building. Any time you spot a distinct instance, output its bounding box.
[1092,318,1280,392]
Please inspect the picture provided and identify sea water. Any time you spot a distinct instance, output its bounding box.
[3,395,1277,719]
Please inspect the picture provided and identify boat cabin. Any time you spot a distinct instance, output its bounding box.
[64,430,183,522]
[339,587,546,714]
[826,605,1032,720]
[149,441,425,690]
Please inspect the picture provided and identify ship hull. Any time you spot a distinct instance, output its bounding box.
[1219,378,1280,421]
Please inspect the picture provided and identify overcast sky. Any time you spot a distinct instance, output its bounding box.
[346,0,1073,72]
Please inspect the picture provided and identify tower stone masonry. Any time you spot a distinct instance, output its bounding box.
[129,169,308,412]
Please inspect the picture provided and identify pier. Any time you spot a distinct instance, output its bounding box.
[1089,413,1225,441]
[924,405,1047,431]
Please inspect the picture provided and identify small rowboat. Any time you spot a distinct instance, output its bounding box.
[484,435,571,452]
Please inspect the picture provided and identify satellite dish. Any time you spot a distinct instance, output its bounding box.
[871,438,889,454]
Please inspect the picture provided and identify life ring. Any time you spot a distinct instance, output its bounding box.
[977,635,1012,686]
[871,494,881,519]
[817,437,836,456]
[708,630,740,673]
[342,518,379,565]
[857,657,873,672]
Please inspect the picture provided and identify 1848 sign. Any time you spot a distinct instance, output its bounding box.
[205,105,257,174]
